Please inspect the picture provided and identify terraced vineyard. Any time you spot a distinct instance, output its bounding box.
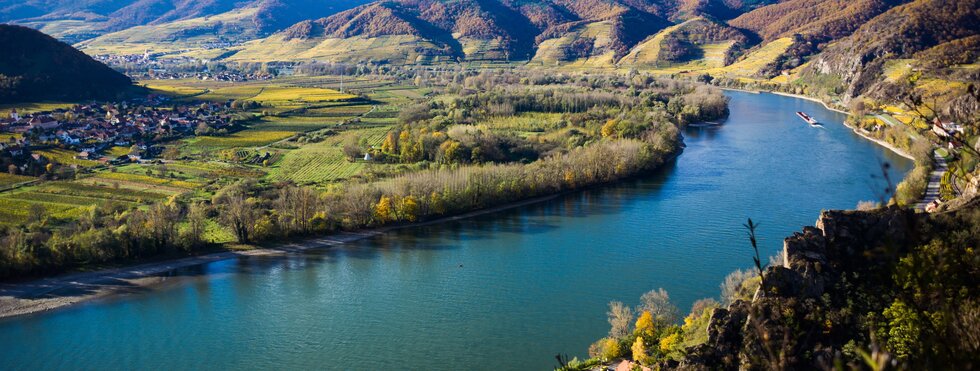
[187,130,296,150]
[251,87,357,105]
[269,126,391,184]
[250,117,341,133]
[35,149,100,167]
[531,21,618,67]
[0,180,171,225]
[0,173,35,189]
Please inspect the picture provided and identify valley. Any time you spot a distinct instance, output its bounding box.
[0,0,978,369]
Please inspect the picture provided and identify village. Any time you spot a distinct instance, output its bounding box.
[94,52,280,81]
[0,95,237,176]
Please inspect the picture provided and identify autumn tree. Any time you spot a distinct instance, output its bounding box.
[381,132,398,154]
[607,301,634,338]
[640,288,680,326]
[635,311,656,339]
[214,182,259,243]
[632,337,649,364]
[374,195,395,223]
[182,201,208,250]
[397,195,419,222]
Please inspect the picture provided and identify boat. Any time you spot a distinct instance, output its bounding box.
[796,111,820,126]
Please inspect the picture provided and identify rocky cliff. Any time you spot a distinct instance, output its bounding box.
[680,207,926,369]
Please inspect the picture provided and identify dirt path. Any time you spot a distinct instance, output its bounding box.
[915,153,947,211]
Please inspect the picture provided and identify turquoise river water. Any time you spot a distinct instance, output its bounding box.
[0,91,912,370]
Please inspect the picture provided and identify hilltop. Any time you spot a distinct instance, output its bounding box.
[0,25,132,103]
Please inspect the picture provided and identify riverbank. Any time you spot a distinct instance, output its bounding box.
[841,120,916,160]
[739,89,916,160]
[0,193,562,320]
[768,91,849,114]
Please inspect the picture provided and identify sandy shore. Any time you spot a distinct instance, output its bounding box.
[0,194,560,320]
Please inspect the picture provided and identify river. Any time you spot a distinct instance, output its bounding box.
[0,91,912,370]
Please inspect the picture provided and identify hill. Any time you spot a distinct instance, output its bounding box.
[0,25,131,103]
[2,0,371,44]
[800,0,979,98]
[618,16,750,68]
[235,0,728,65]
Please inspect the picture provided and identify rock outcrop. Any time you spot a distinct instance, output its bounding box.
[679,206,917,370]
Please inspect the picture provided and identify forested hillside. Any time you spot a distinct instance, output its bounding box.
[802,0,980,98]
[0,25,131,103]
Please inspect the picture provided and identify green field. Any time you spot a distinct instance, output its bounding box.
[186,130,296,150]
[269,126,392,184]
[0,173,35,189]
[35,149,100,167]
[0,180,172,225]
[482,112,565,136]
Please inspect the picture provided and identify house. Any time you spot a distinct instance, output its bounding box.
[28,116,60,130]
[933,118,965,137]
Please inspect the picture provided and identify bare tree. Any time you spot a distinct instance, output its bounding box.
[639,288,679,326]
[607,301,634,338]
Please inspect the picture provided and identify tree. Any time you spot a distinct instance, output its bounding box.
[639,288,680,326]
[397,195,419,222]
[381,132,398,154]
[146,200,179,250]
[162,147,180,160]
[343,143,362,161]
[215,182,258,243]
[589,337,623,360]
[374,195,395,223]
[635,311,656,338]
[195,122,211,135]
[632,337,649,364]
[601,119,617,137]
[129,144,142,157]
[27,204,46,223]
[607,301,634,338]
[182,202,208,249]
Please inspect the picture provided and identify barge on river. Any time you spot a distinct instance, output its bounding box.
[796,111,821,126]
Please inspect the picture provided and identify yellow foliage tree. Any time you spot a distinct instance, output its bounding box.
[45,163,54,173]
[374,195,395,223]
[632,337,649,364]
[600,337,622,360]
[429,191,446,215]
[398,195,419,222]
[381,132,398,154]
[439,140,461,163]
[601,119,617,137]
[659,332,680,353]
[635,311,656,338]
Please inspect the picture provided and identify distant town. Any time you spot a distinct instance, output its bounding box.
[1,95,238,175]
[94,52,287,81]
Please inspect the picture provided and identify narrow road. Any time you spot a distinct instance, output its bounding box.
[915,152,947,211]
